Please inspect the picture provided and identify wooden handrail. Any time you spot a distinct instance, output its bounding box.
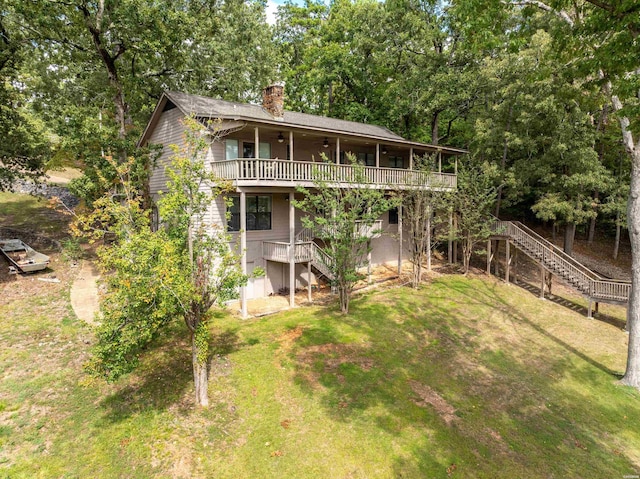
[211,158,456,189]
[491,220,631,303]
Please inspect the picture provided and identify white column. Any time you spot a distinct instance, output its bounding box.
[409,147,414,170]
[308,261,312,303]
[375,143,380,168]
[438,150,442,173]
[240,192,247,318]
[289,131,294,161]
[254,127,259,158]
[455,157,458,175]
[398,203,403,275]
[426,205,432,271]
[336,137,340,164]
[289,191,295,308]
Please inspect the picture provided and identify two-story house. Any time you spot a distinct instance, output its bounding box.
[139,85,465,316]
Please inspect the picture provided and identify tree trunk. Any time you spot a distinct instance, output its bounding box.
[495,105,513,218]
[622,146,640,387]
[192,333,209,407]
[339,285,349,314]
[614,217,621,260]
[563,222,576,256]
[431,111,439,146]
[587,191,599,244]
[552,221,557,243]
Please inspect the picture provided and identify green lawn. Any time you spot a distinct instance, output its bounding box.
[1,261,638,478]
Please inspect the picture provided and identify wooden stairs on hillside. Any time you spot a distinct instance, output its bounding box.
[490,220,631,317]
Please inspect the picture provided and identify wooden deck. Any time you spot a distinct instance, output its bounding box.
[211,158,456,190]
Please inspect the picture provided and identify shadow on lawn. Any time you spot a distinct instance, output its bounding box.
[514,278,627,330]
[100,327,241,422]
[290,280,640,477]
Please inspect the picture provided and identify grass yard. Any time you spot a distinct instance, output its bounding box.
[1,268,639,478]
[1,191,639,478]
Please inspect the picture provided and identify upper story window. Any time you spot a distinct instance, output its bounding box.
[225,139,238,160]
[358,152,375,167]
[227,195,272,232]
[243,142,271,159]
[389,156,404,168]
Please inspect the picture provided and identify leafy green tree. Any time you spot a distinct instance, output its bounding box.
[8,0,276,202]
[0,3,51,188]
[447,161,499,274]
[84,118,247,407]
[401,154,447,287]
[294,154,396,313]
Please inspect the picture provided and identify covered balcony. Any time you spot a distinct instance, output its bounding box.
[210,124,460,191]
[211,158,456,190]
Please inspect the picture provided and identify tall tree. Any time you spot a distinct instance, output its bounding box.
[401,154,446,287]
[84,119,248,407]
[294,154,396,314]
[0,2,50,188]
[447,161,499,274]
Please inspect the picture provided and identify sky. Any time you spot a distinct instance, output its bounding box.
[265,0,281,25]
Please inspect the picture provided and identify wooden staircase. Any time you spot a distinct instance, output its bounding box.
[491,220,631,306]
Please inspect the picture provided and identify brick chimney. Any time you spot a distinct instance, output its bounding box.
[262,83,284,119]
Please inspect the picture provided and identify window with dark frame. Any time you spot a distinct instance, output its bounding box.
[389,206,399,225]
[358,152,376,166]
[227,195,272,231]
[389,156,404,168]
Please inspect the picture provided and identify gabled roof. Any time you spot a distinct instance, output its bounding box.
[139,91,467,155]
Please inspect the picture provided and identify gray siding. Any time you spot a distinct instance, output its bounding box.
[148,108,186,197]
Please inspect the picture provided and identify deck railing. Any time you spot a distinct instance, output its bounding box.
[211,158,456,190]
[262,240,335,280]
[492,220,631,303]
[262,241,314,263]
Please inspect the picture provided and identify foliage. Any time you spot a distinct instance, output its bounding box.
[0,4,51,189]
[84,118,247,406]
[401,154,447,287]
[293,153,396,313]
[446,161,499,274]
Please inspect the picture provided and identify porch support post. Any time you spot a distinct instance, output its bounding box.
[289,191,295,308]
[448,210,453,263]
[376,143,380,168]
[487,239,492,275]
[588,299,593,319]
[426,205,432,271]
[240,192,247,318]
[455,157,458,175]
[505,240,510,284]
[367,240,372,284]
[308,261,312,303]
[398,203,403,275]
[438,150,442,173]
[336,137,340,164]
[514,248,519,284]
[409,147,414,170]
[289,130,294,161]
[540,264,545,299]
[453,214,458,264]
[254,127,259,158]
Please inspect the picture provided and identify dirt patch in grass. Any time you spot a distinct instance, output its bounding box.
[409,380,458,425]
[278,325,304,349]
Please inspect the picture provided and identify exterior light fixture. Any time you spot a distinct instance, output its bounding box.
[278,132,284,143]
[323,138,329,148]
[382,146,388,155]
